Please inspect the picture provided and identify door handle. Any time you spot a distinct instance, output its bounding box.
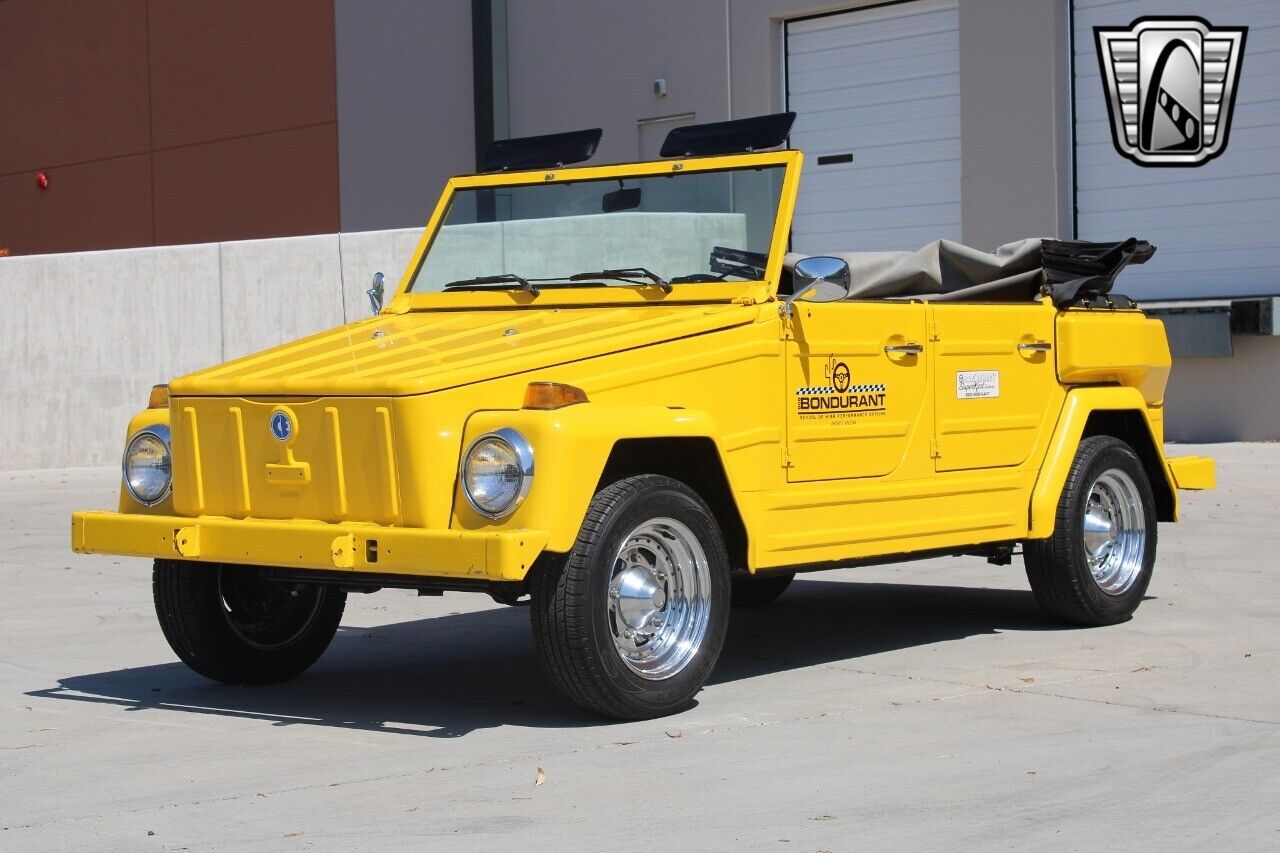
[1017,341,1053,352]
[884,343,924,355]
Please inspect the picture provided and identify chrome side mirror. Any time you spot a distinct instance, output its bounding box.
[367,271,385,314]
[783,256,851,318]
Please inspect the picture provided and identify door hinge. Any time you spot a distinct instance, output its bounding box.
[928,317,941,342]
[781,446,793,469]
[929,439,941,460]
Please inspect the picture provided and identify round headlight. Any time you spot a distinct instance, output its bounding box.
[123,426,172,506]
[461,428,533,519]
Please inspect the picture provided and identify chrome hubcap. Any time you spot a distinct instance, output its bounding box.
[607,518,711,680]
[1082,469,1146,595]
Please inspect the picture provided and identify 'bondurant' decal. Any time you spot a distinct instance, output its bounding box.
[796,358,887,423]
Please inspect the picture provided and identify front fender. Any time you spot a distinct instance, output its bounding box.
[455,404,725,552]
[1028,387,1176,538]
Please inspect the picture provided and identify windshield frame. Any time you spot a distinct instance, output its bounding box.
[385,149,802,313]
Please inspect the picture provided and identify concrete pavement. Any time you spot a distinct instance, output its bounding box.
[2,443,1277,850]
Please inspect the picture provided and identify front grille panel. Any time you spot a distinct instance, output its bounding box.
[171,397,402,524]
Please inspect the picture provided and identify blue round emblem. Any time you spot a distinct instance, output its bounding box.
[270,411,293,442]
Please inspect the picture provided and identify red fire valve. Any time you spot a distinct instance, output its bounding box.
[36,172,49,189]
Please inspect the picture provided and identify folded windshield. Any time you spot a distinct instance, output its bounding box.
[408,165,785,293]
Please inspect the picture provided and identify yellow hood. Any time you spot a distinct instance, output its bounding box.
[169,304,757,397]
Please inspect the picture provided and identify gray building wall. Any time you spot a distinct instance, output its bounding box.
[335,0,476,233]
[499,0,1072,248]
[959,0,1073,247]
[331,0,1075,246]
[505,1,732,164]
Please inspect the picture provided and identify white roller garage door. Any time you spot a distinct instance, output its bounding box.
[785,0,961,254]
[1074,0,1280,299]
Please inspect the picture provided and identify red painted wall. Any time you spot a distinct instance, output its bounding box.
[0,0,339,255]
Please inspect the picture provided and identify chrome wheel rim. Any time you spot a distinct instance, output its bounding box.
[607,518,712,680]
[1082,469,1146,595]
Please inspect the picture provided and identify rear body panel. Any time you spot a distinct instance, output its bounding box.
[1056,309,1171,404]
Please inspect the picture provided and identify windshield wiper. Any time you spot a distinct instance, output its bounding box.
[443,273,540,297]
[568,267,672,294]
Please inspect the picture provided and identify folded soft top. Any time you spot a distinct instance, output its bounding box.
[785,238,1155,307]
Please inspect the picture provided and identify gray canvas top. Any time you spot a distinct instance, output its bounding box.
[785,238,1046,302]
[784,237,1155,307]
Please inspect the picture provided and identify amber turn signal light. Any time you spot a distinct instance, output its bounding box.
[523,382,588,410]
[148,384,170,409]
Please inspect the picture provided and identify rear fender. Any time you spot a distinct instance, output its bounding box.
[1029,388,1177,538]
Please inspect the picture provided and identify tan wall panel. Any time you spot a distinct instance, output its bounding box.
[152,124,339,246]
[0,0,151,175]
[0,156,153,256]
[148,0,337,150]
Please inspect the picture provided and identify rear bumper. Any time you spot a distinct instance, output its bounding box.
[1167,455,1216,491]
[71,511,548,582]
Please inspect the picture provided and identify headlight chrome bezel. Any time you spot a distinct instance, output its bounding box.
[460,427,534,520]
[122,425,173,507]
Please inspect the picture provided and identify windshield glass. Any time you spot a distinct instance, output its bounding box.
[408,165,785,292]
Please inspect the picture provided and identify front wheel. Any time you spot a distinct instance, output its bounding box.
[530,475,730,719]
[153,560,346,684]
[1024,436,1157,626]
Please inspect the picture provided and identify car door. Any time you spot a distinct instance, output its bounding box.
[785,301,931,482]
[929,302,1059,471]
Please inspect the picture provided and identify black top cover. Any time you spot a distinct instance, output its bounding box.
[660,112,796,158]
[479,128,603,172]
[1040,238,1155,306]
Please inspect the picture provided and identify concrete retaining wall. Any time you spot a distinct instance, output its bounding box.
[0,228,420,471]
[0,226,1265,472]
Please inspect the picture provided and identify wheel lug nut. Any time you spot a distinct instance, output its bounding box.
[623,631,634,640]
[609,589,620,599]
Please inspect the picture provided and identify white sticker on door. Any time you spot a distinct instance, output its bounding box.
[956,370,999,399]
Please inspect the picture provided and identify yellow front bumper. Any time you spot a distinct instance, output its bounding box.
[71,511,548,582]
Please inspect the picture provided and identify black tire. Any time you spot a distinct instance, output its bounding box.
[731,572,795,607]
[153,560,346,684]
[530,475,731,720]
[1024,436,1157,626]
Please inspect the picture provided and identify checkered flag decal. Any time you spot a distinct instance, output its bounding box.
[796,383,886,395]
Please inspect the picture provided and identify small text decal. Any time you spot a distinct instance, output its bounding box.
[957,370,1000,399]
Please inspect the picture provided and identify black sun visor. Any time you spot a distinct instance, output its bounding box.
[480,128,603,172]
[660,112,796,158]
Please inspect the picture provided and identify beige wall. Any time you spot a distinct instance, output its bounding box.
[1165,336,1280,443]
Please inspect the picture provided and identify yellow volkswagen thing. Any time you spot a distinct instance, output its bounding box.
[73,114,1215,719]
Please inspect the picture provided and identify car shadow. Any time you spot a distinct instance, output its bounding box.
[28,578,1062,738]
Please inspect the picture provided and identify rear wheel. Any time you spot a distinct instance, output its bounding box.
[153,560,345,684]
[531,475,730,719]
[731,572,794,606]
[1024,436,1157,626]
